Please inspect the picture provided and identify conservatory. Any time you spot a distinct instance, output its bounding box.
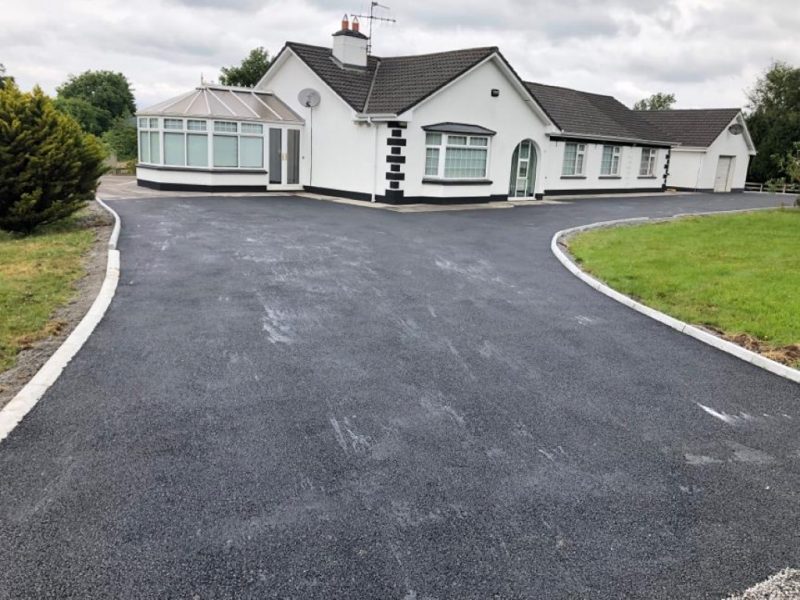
[136,85,304,192]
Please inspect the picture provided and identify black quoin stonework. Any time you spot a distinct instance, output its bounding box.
[384,122,408,204]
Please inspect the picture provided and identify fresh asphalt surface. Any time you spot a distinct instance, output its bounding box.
[0,192,798,599]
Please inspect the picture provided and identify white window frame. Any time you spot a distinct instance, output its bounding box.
[600,145,621,176]
[424,132,491,180]
[136,118,268,170]
[562,142,586,176]
[639,148,658,176]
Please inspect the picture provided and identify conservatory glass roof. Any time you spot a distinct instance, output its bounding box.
[138,85,303,123]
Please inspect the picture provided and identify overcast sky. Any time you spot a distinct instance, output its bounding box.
[2,0,798,111]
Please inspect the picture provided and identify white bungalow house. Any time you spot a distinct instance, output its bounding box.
[635,109,756,192]
[135,17,754,203]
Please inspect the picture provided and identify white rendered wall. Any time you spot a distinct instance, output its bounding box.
[665,118,752,191]
[136,166,270,187]
[542,140,667,193]
[258,52,381,198]
[666,149,705,189]
[400,58,551,199]
[697,118,752,191]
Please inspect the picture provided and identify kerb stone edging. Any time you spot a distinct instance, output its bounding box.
[551,209,800,385]
[0,197,122,443]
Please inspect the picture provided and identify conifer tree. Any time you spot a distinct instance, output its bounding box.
[0,83,107,232]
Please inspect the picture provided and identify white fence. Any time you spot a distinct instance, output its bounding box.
[745,181,800,193]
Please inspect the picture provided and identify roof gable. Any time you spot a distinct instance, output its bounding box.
[634,108,742,147]
[277,43,499,115]
[525,82,670,144]
[365,47,498,114]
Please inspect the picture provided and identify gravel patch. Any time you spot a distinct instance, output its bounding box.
[727,569,800,599]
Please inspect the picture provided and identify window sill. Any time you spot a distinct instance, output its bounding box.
[137,164,267,174]
[637,175,657,179]
[422,178,493,186]
[598,175,621,179]
[560,175,586,179]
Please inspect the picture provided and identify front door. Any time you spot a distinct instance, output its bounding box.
[713,156,734,192]
[509,140,536,198]
[268,127,302,189]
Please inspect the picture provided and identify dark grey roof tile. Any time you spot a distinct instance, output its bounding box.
[525,82,671,144]
[634,108,741,147]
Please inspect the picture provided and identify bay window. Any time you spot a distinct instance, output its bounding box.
[562,142,586,176]
[425,132,489,180]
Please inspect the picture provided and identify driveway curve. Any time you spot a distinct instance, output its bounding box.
[0,192,796,599]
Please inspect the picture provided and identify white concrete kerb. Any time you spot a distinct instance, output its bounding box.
[551,209,800,385]
[0,197,122,443]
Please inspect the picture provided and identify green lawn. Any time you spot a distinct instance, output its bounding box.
[0,217,95,372]
[569,209,800,363]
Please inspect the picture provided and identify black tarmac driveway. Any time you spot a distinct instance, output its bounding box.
[0,192,797,599]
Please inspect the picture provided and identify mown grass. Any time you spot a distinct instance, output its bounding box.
[0,216,95,372]
[569,209,800,360]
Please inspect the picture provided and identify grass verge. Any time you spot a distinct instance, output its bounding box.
[0,215,95,372]
[569,208,800,366]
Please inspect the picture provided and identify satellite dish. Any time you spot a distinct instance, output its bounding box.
[298,88,321,108]
[728,123,744,135]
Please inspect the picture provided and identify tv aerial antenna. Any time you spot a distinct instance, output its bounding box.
[351,2,396,55]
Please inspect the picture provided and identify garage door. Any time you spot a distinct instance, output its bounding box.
[713,156,734,192]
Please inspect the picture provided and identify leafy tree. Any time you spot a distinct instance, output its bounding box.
[102,116,138,161]
[0,83,107,233]
[633,92,676,111]
[746,61,800,183]
[54,96,110,136]
[56,70,136,135]
[219,47,271,87]
[0,64,12,90]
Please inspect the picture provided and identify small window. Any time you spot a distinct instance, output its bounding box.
[448,135,467,146]
[149,118,159,129]
[164,118,183,130]
[469,137,488,147]
[214,121,238,133]
[149,131,160,164]
[187,120,206,131]
[241,123,263,134]
[138,118,148,129]
[600,145,621,176]
[425,132,442,146]
[425,147,440,176]
[187,134,208,167]
[164,132,185,166]
[213,135,238,167]
[562,142,586,176]
[639,148,658,176]
[139,131,150,162]
[240,136,263,168]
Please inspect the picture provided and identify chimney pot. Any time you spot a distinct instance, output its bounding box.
[352,16,360,32]
[341,14,349,30]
